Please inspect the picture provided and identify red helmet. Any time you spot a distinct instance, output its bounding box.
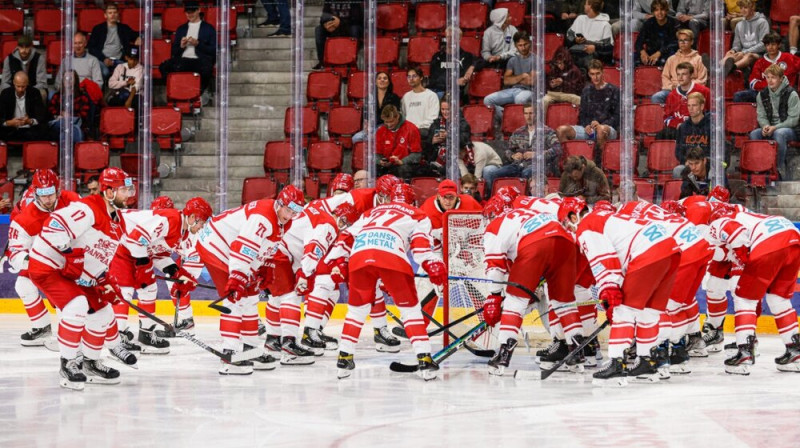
[333,202,360,226]
[183,197,213,221]
[31,169,59,197]
[330,173,354,193]
[707,185,730,203]
[390,183,416,205]
[375,174,401,197]
[709,203,738,222]
[592,200,616,214]
[277,185,305,213]
[558,196,588,223]
[660,200,686,216]
[482,196,509,219]
[495,185,521,206]
[99,167,133,191]
[150,195,175,210]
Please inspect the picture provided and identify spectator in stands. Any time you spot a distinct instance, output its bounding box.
[556,60,619,156]
[558,155,611,204]
[484,105,561,196]
[88,3,140,79]
[722,0,769,77]
[402,66,440,140]
[458,141,502,184]
[0,71,47,142]
[48,70,91,144]
[674,92,711,177]
[790,16,800,55]
[429,27,476,101]
[375,105,422,179]
[724,0,753,31]
[55,32,104,96]
[483,31,534,124]
[257,0,290,36]
[749,64,800,180]
[86,176,100,196]
[423,95,471,176]
[734,32,800,103]
[652,29,708,104]
[459,173,483,204]
[635,0,680,67]
[313,1,363,70]
[481,7,518,69]
[679,146,720,198]
[542,46,585,119]
[675,0,709,39]
[159,1,216,96]
[612,0,673,35]
[352,71,401,144]
[353,170,367,189]
[106,47,143,110]
[566,0,614,70]
[1,35,46,103]
[660,63,711,140]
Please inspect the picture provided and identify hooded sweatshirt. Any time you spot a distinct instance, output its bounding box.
[661,49,708,89]
[731,12,769,54]
[567,13,613,46]
[756,76,800,130]
[546,46,586,95]
[481,8,518,62]
[1,49,47,92]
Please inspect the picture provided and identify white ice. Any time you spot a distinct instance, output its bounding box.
[1,314,800,448]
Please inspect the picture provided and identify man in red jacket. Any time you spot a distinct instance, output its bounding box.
[376,105,422,179]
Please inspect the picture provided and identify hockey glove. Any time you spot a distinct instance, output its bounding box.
[254,263,275,291]
[61,248,85,281]
[294,271,313,295]
[483,294,503,327]
[134,257,155,289]
[599,286,624,324]
[329,259,349,284]
[731,246,749,267]
[97,273,124,305]
[224,270,250,303]
[164,263,197,295]
[422,260,447,287]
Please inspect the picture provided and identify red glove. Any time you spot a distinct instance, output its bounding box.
[732,246,749,266]
[96,274,124,305]
[134,258,155,289]
[482,294,503,327]
[164,263,197,295]
[61,248,85,281]
[295,270,314,295]
[254,263,275,291]
[422,259,447,287]
[224,270,249,303]
[599,286,624,324]
[329,259,348,284]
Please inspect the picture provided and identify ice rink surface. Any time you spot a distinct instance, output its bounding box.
[1,314,800,448]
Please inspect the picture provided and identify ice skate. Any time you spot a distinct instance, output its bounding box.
[219,349,254,375]
[669,339,691,375]
[337,351,355,379]
[83,358,121,384]
[536,337,560,357]
[623,343,637,363]
[20,324,51,347]
[109,344,138,369]
[775,334,800,372]
[391,326,408,339]
[702,322,724,353]
[626,355,660,383]
[258,321,267,336]
[244,344,278,371]
[416,353,439,381]
[685,331,708,357]
[280,337,315,365]
[488,338,518,376]
[138,323,170,354]
[119,328,141,351]
[565,336,586,372]
[592,357,628,387]
[318,330,338,350]
[59,357,87,391]
[264,334,281,353]
[300,327,326,356]
[651,342,671,380]
[374,326,401,353]
[724,335,756,375]
[582,337,602,368]
[537,338,569,371]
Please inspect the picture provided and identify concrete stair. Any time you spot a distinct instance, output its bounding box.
[755,181,800,220]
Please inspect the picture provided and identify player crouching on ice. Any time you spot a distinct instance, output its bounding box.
[328,183,447,381]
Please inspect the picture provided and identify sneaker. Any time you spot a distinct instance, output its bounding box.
[774,334,800,372]
[244,344,278,371]
[337,351,355,379]
[301,327,326,356]
[280,337,315,365]
[219,349,254,375]
[488,338,518,376]
[257,19,280,28]
[20,324,51,347]
[264,334,281,353]
[416,352,439,381]
[138,323,170,354]
[374,326,401,353]
[702,322,724,353]
[59,357,87,391]
[723,57,735,77]
[83,358,121,384]
[592,357,628,387]
[724,335,756,375]
[267,29,291,37]
[311,63,325,71]
[626,355,660,383]
[109,344,138,369]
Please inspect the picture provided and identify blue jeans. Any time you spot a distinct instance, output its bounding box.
[483,87,532,121]
[482,163,531,197]
[99,58,123,78]
[49,117,83,144]
[749,127,796,179]
[733,89,758,103]
[651,89,670,104]
[261,0,291,32]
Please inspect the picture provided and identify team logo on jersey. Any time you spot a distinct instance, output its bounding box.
[138,236,149,246]
[399,137,406,144]
[240,246,258,259]
[48,219,64,230]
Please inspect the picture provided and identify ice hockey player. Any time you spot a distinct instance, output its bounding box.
[706,205,800,374]
[7,169,80,347]
[27,167,135,390]
[330,183,447,380]
[196,185,305,375]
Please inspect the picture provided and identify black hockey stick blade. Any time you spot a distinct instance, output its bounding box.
[420,308,494,358]
[208,297,232,314]
[540,320,610,381]
[389,321,488,373]
[392,326,408,339]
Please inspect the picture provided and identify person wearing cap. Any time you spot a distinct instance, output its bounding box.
[312,0,363,69]
[0,71,47,142]
[1,35,47,102]
[159,1,216,94]
[420,179,483,247]
[107,46,143,109]
[88,3,141,79]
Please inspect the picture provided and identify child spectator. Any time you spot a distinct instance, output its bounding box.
[566,0,614,70]
[733,32,800,103]
[652,28,708,104]
[722,0,770,77]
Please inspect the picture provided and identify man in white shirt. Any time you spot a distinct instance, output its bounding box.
[401,66,440,140]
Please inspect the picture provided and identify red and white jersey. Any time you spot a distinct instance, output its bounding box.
[576,211,679,293]
[707,211,800,260]
[29,194,127,284]
[484,208,573,280]
[117,208,186,271]
[9,186,36,223]
[7,191,81,272]
[319,188,379,216]
[197,199,290,275]
[278,199,340,277]
[513,196,561,215]
[617,201,709,263]
[326,201,439,276]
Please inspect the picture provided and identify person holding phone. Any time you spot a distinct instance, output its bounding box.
[566,0,614,70]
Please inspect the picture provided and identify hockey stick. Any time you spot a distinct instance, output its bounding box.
[155,275,232,313]
[389,321,489,373]
[389,289,436,338]
[517,319,610,381]
[156,275,217,290]
[173,290,181,330]
[385,307,494,358]
[446,275,540,302]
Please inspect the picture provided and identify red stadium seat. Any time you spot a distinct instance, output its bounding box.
[151,107,183,167]
[634,103,665,149]
[46,40,62,75]
[391,71,412,98]
[166,72,202,115]
[601,140,640,186]
[284,106,319,148]
[547,177,560,194]
[377,3,409,37]
[323,37,358,75]
[304,176,321,199]
[161,7,186,40]
[263,140,292,185]
[544,33,565,61]
[613,32,639,64]
[414,2,446,36]
[347,71,366,107]
[0,40,15,64]
[119,153,158,180]
[151,39,173,80]
[769,0,800,33]
[376,36,401,71]
[496,1,526,28]
[74,141,110,184]
[634,66,663,102]
[241,177,278,204]
[0,8,24,36]
[603,66,621,86]
[561,140,595,165]
[697,30,732,55]
[501,104,526,139]
[468,69,502,104]
[460,2,489,31]
[306,71,341,113]
[661,179,682,202]
[407,36,440,76]
[725,102,757,150]
[0,141,6,179]
[410,177,440,206]
[307,141,343,186]
[493,177,527,196]
[546,103,579,129]
[460,32,482,56]
[463,104,495,141]
[646,140,678,187]
[206,7,238,45]
[78,9,105,34]
[22,141,59,172]
[351,141,367,171]
[121,8,142,33]
[725,70,745,100]
[33,9,62,46]
[100,107,136,151]
[740,140,778,187]
[634,179,655,202]
[328,106,362,150]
